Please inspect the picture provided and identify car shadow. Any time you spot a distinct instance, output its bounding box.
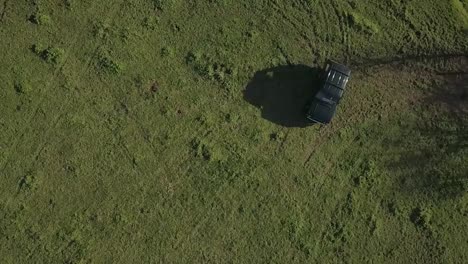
[243,64,322,128]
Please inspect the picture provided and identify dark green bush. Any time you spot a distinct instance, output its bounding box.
[191,138,223,162]
[410,207,432,229]
[14,81,32,94]
[152,0,178,11]
[41,47,65,64]
[161,47,174,57]
[32,44,65,65]
[63,0,73,9]
[185,52,237,83]
[29,13,51,25]
[142,16,159,30]
[98,55,122,74]
[347,12,379,34]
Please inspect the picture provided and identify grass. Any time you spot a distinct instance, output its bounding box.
[0,0,467,263]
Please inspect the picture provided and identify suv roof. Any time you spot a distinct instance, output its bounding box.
[325,70,349,89]
[304,60,351,124]
[321,61,350,102]
[327,61,351,77]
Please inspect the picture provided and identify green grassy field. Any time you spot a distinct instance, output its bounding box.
[0,0,467,263]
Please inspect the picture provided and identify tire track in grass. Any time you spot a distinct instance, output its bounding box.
[303,63,424,258]
[85,70,217,215]
[306,132,356,260]
[302,123,336,165]
[100,117,212,261]
[3,1,129,260]
[20,99,206,261]
[292,0,322,54]
[172,55,467,261]
[43,22,204,264]
[119,92,253,204]
[0,0,108,178]
[303,123,350,197]
[172,127,339,257]
[299,121,358,259]
[6,0,127,173]
[99,122,181,204]
[167,106,297,255]
[271,1,315,54]
[300,81,384,259]
[317,0,333,59]
[165,59,468,260]
[161,110,266,254]
[276,129,290,154]
[309,155,361,260]
[168,63,344,256]
[100,110,207,190]
[302,64,411,258]
[320,0,337,59]
[31,43,220,257]
[169,165,263,255]
[75,75,216,256]
[159,105,348,256]
[331,0,351,62]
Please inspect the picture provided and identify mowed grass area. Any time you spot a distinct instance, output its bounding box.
[0,0,467,262]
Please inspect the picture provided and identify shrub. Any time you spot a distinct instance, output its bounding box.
[64,0,73,9]
[31,43,45,54]
[29,13,52,25]
[41,47,65,64]
[185,51,237,83]
[92,22,112,40]
[14,81,32,94]
[32,44,65,65]
[410,207,432,229]
[18,172,37,191]
[98,55,122,74]
[368,214,381,235]
[186,51,202,64]
[161,47,174,57]
[152,0,178,11]
[270,131,286,142]
[225,113,239,123]
[249,127,268,143]
[152,0,163,10]
[142,16,159,30]
[347,12,379,34]
[191,138,223,162]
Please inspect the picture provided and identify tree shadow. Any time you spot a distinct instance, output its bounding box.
[384,58,468,201]
[430,69,468,116]
[386,122,468,200]
[243,64,322,128]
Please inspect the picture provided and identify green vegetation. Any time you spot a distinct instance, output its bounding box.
[0,0,467,263]
[32,44,65,65]
[347,11,380,34]
[29,13,51,25]
[97,53,122,74]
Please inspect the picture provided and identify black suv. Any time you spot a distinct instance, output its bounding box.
[305,61,351,124]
